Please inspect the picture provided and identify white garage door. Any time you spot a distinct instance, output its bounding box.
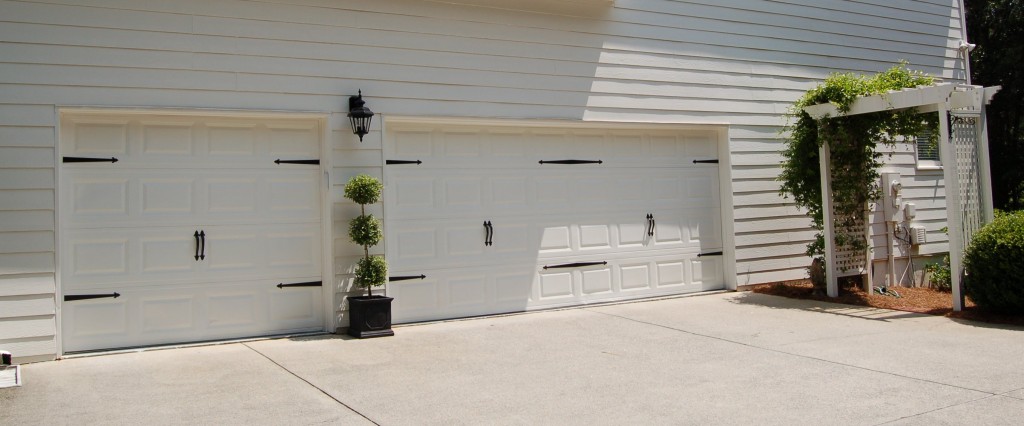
[385,122,725,323]
[60,113,325,352]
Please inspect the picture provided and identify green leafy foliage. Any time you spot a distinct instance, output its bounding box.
[343,174,383,205]
[925,254,952,291]
[966,0,1024,210]
[354,255,388,289]
[779,63,936,268]
[348,214,382,247]
[963,211,1024,313]
[343,174,387,295]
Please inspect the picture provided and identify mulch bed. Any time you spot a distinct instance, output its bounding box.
[752,280,1024,326]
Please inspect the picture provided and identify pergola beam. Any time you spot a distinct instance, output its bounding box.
[800,83,1000,310]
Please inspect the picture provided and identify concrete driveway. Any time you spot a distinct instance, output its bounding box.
[3,292,1023,425]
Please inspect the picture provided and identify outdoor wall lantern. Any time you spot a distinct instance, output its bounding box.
[348,90,374,142]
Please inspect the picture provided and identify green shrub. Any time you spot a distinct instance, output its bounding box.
[354,255,388,288]
[348,214,382,247]
[964,211,1024,313]
[925,254,951,291]
[344,174,383,205]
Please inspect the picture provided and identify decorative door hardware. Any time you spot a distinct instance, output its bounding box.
[386,159,423,165]
[697,251,723,257]
[483,221,493,246]
[543,261,607,270]
[692,159,719,164]
[277,281,322,288]
[646,214,656,237]
[539,159,603,165]
[194,230,206,261]
[63,156,119,163]
[274,159,320,165]
[389,274,427,282]
[64,292,121,302]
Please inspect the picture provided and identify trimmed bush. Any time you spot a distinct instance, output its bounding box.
[354,255,388,288]
[344,174,383,205]
[348,214,382,247]
[964,211,1024,313]
[343,174,387,295]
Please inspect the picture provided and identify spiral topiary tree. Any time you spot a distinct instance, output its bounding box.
[344,174,387,296]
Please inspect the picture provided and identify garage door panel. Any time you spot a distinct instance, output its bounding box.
[387,123,725,323]
[62,278,323,352]
[64,169,319,228]
[64,116,320,169]
[386,168,713,221]
[61,113,324,353]
[64,224,320,290]
[387,127,718,169]
[390,265,535,323]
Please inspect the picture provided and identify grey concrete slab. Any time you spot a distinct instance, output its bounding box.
[0,343,372,425]
[1005,388,1024,400]
[3,291,1022,425]
[886,395,1024,425]
[589,292,1024,394]
[250,307,984,425]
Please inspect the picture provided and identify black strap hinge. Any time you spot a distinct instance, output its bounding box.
[386,160,423,165]
[389,274,427,282]
[539,159,602,165]
[275,159,320,165]
[64,292,120,302]
[277,281,323,288]
[63,156,118,163]
[543,261,607,270]
[697,251,724,257]
[692,159,719,164]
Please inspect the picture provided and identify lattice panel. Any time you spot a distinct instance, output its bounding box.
[832,216,867,277]
[950,112,983,250]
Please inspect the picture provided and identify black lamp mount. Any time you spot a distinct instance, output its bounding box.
[348,90,374,142]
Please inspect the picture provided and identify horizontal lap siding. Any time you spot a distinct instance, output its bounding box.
[0,102,56,362]
[0,0,963,355]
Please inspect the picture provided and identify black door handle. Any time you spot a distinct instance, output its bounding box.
[648,214,656,237]
[194,230,200,261]
[483,221,493,246]
[199,230,206,260]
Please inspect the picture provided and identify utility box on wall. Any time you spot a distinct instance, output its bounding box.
[910,225,928,245]
[881,172,903,222]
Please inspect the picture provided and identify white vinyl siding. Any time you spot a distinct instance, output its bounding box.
[0,0,965,359]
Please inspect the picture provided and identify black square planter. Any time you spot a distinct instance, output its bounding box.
[347,295,394,338]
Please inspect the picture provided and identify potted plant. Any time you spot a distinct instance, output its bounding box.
[344,174,393,338]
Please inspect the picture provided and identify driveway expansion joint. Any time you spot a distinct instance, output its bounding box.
[871,394,1005,425]
[242,343,380,426]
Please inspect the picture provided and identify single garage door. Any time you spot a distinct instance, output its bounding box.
[385,122,725,323]
[60,112,325,352]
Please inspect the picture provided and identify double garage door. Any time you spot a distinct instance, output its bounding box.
[386,123,726,323]
[60,113,325,352]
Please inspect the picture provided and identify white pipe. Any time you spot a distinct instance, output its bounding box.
[887,221,897,287]
[958,0,973,85]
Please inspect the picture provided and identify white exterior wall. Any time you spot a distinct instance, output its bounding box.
[0,0,965,361]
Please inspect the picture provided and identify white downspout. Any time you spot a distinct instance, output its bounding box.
[957,0,973,85]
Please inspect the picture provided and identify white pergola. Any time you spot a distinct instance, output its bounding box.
[804,83,1000,310]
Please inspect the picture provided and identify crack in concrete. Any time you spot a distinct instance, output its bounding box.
[584,308,1024,424]
[584,308,999,396]
[242,343,380,426]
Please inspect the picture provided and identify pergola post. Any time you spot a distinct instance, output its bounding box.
[819,141,839,298]
[938,103,966,311]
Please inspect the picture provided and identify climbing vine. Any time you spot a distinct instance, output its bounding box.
[779,63,937,267]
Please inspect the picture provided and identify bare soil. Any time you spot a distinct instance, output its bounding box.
[751,280,1024,326]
